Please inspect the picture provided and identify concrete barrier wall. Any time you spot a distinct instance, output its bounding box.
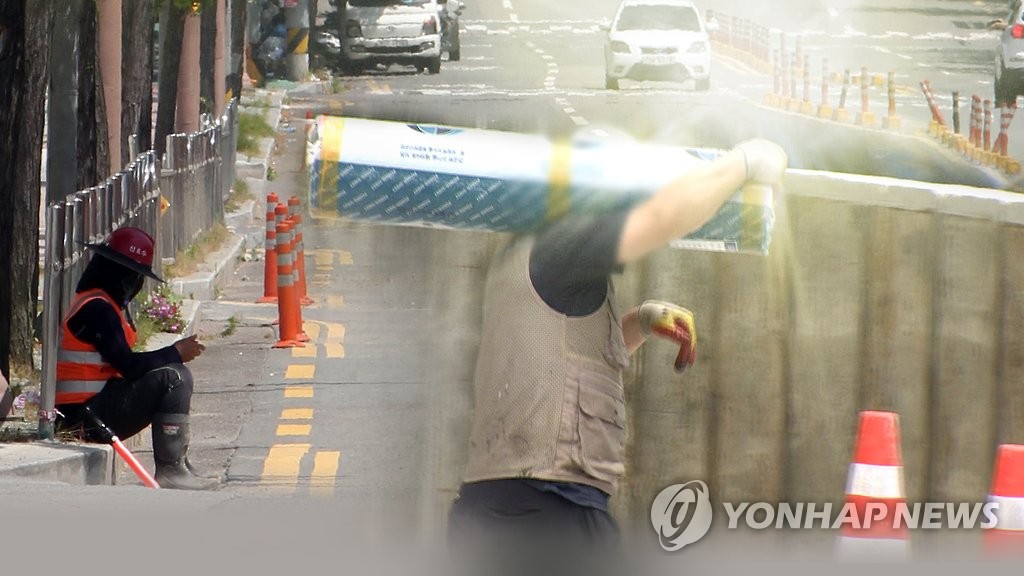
[424,169,1024,531]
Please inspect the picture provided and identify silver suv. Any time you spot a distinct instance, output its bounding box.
[993,1,1024,105]
[341,0,443,75]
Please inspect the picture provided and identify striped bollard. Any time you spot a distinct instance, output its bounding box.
[836,411,909,561]
[983,444,1024,556]
[288,196,313,306]
[257,192,280,303]
[273,220,303,348]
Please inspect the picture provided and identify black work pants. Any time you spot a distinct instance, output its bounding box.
[447,479,622,576]
[56,363,194,442]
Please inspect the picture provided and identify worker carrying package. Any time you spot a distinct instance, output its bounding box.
[307,116,775,254]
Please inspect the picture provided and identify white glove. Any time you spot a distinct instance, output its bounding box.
[733,138,788,185]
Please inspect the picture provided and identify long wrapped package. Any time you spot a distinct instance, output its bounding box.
[308,116,775,254]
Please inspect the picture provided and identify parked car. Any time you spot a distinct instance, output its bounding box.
[438,0,464,61]
[340,0,443,75]
[602,0,716,91]
[992,2,1024,106]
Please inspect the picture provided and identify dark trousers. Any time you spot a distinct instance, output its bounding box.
[447,480,622,576]
[56,363,193,442]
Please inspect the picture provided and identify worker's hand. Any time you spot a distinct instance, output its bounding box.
[733,138,788,185]
[174,334,205,363]
[638,300,697,373]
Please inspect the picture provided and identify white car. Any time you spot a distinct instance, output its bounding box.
[603,0,715,91]
[341,0,443,75]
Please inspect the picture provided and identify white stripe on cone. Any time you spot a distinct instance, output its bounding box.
[846,463,905,499]
[989,495,1024,531]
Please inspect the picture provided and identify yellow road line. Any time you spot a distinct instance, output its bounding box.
[326,322,346,341]
[285,364,316,379]
[325,294,344,308]
[261,443,311,488]
[291,344,317,358]
[324,343,345,358]
[311,451,341,496]
[276,423,313,436]
[284,385,314,398]
[302,321,322,340]
[281,408,313,420]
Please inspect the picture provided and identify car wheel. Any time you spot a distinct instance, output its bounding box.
[449,23,461,61]
[605,75,619,90]
[427,56,441,74]
[695,77,710,91]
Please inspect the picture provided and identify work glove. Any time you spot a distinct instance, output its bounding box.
[638,300,697,373]
[733,138,788,185]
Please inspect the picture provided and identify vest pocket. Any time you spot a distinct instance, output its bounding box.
[576,381,627,485]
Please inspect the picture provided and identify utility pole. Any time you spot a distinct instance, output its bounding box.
[284,0,309,81]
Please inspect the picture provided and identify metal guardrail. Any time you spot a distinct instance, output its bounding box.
[38,98,239,439]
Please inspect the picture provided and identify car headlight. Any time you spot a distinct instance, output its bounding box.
[610,40,631,54]
[687,41,708,54]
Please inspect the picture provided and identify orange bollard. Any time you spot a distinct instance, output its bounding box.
[856,66,877,126]
[836,411,909,561]
[883,71,901,130]
[971,95,982,148]
[284,215,310,343]
[287,196,313,306]
[273,220,303,348]
[258,192,280,303]
[984,99,993,152]
[983,444,1024,556]
[818,57,833,119]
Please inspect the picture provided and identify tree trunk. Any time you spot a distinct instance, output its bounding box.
[155,0,186,158]
[76,0,109,189]
[98,0,121,175]
[121,0,154,163]
[228,0,246,99]
[200,0,214,115]
[0,0,54,379]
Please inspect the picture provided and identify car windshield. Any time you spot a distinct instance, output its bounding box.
[615,5,701,32]
[348,0,432,7]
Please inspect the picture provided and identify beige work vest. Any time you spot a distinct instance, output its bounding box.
[463,235,629,496]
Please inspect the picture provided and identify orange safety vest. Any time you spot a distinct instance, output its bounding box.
[55,289,137,405]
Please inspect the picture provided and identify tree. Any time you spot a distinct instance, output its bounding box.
[76,0,110,189]
[0,0,54,379]
[122,0,155,163]
[154,0,187,157]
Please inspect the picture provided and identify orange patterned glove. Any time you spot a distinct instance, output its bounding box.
[639,300,697,373]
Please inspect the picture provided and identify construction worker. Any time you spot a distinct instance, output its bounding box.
[54,227,219,490]
[447,138,788,569]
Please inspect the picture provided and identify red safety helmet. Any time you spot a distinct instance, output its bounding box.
[85,227,164,282]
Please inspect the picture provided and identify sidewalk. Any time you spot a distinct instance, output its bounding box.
[0,79,329,487]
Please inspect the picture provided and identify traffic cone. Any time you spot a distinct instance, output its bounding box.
[836,411,909,560]
[983,444,1024,555]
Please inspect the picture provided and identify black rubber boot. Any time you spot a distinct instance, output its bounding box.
[152,413,220,491]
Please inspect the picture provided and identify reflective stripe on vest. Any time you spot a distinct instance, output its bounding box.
[55,289,137,405]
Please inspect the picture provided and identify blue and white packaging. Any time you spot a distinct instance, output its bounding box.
[308,116,774,254]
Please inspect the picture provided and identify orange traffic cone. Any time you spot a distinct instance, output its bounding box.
[836,411,909,560]
[983,444,1024,555]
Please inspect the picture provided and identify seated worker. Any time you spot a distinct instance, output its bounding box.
[55,227,218,490]
[447,138,788,572]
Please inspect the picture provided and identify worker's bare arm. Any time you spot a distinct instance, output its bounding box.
[617,139,787,265]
